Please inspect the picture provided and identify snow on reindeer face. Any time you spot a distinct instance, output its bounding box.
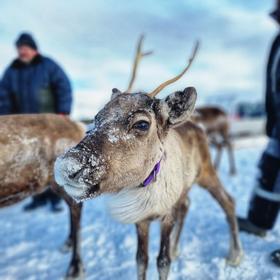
[54,92,164,201]
[54,87,197,202]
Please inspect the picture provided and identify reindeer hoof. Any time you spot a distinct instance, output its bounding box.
[226,250,243,267]
[65,261,85,280]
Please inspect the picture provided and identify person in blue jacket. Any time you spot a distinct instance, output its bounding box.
[0,32,73,212]
[0,33,72,114]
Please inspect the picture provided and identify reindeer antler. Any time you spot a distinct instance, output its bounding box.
[147,41,200,98]
[125,34,153,93]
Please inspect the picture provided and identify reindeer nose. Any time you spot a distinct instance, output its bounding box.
[54,155,84,186]
[68,168,83,180]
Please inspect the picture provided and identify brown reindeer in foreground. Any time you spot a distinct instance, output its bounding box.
[55,43,243,280]
[193,106,236,175]
[0,35,154,280]
[0,114,85,278]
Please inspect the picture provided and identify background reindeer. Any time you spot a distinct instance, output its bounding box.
[193,106,236,175]
[55,42,243,280]
[0,114,85,279]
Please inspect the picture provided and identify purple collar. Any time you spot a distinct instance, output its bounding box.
[141,159,162,187]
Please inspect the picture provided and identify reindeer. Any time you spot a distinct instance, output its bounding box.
[0,113,85,279]
[54,42,243,280]
[192,106,236,175]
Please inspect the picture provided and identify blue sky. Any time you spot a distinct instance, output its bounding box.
[0,0,276,118]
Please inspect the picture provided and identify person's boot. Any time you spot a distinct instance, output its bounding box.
[23,195,47,211]
[271,249,280,267]
[49,191,63,212]
[237,217,267,237]
[237,152,280,237]
[51,200,64,212]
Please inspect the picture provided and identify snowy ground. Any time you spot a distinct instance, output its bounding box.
[1,142,280,280]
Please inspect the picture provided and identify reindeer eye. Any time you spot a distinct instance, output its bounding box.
[132,121,150,131]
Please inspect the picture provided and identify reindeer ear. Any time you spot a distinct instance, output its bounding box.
[111,88,123,100]
[160,87,197,127]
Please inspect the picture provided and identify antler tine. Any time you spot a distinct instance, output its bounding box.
[125,34,153,93]
[147,41,200,98]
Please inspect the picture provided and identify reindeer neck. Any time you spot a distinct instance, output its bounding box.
[108,132,187,224]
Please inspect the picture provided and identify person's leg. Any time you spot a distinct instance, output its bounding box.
[238,139,280,236]
[23,190,48,211]
[48,189,63,212]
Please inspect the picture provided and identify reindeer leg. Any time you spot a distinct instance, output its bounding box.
[214,143,223,170]
[221,128,236,175]
[136,222,150,280]
[66,201,84,280]
[198,172,243,266]
[51,183,74,252]
[51,184,84,279]
[157,217,175,280]
[61,207,74,253]
[170,196,190,260]
[226,139,236,175]
[61,202,84,255]
[60,198,78,253]
[211,187,242,266]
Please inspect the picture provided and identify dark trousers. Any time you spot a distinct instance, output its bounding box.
[248,139,280,230]
[32,188,61,206]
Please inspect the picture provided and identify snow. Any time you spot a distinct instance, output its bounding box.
[1,143,280,279]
